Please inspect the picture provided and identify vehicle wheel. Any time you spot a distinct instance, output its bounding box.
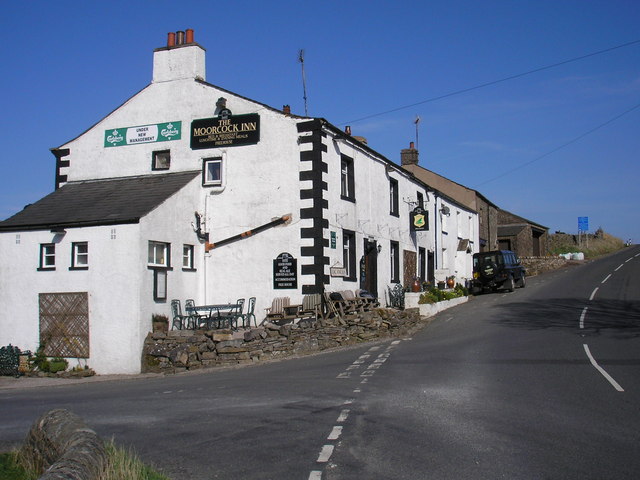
[505,276,515,292]
[518,275,526,288]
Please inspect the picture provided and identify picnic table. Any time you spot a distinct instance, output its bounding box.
[187,303,242,330]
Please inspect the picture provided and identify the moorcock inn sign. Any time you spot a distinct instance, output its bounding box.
[191,113,260,149]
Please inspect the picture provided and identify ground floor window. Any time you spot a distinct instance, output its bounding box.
[390,240,400,283]
[183,244,195,270]
[148,241,170,267]
[342,230,356,281]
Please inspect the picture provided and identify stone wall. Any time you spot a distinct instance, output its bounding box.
[520,256,571,276]
[142,309,422,374]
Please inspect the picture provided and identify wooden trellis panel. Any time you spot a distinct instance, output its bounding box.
[39,292,89,358]
[403,250,417,288]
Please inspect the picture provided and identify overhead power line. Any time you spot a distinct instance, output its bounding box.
[339,38,640,125]
[474,101,640,187]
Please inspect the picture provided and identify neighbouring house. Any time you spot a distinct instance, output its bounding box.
[0,30,477,374]
[497,209,549,256]
[400,142,498,254]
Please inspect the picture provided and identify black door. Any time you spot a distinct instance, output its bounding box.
[360,239,379,297]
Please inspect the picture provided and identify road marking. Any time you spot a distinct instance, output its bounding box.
[615,264,624,271]
[579,307,588,329]
[337,409,350,422]
[328,426,343,440]
[589,288,599,301]
[317,445,334,463]
[601,274,612,284]
[309,471,322,480]
[625,257,633,263]
[583,344,624,392]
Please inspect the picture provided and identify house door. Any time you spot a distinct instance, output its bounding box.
[360,239,378,297]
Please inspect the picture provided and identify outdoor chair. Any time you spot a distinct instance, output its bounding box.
[170,299,191,330]
[184,299,200,329]
[264,296,290,324]
[241,297,257,328]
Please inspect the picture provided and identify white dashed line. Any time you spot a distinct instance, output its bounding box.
[337,409,350,422]
[580,307,588,329]
[589,288,599,301]
[328,426,343,440]
[615,264,624,271]
[317,445,334,463]
[625,257,633,263]
[601,274,612,284]
[309,471,322,480]
[583,344,624,392]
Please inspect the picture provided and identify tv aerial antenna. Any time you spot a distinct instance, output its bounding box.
[298,49,309,116]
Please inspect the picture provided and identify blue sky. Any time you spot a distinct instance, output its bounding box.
[1,1,639,242]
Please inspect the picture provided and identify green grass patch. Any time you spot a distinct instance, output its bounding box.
[0,440,171,480]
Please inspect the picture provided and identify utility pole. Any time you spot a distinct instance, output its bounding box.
[298,49,308,116]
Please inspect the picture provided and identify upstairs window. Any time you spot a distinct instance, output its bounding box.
[340,155,355,202]
[389,178,399,217]
[38,243,56,271]
[152,150,171,170]
[203,157,223,186]
[148,241,170,268]
[70,242,89,270]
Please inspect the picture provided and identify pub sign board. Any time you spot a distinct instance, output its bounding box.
[273,252,298,289]
[410,206,429,231]
[191,113,260,149]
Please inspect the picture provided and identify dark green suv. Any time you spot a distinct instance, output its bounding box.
[471,250,526,294]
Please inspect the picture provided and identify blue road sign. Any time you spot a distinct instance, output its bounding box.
[578,216,589,232]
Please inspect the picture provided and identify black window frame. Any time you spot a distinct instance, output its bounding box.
[70,241,89,271]
[152,149,171,171]
[342,229,357,282]
[202,157,223,186]
[389,178,399,217]
[390,240,400,283]
[182,244,196,271]
[340,154,355,202]
[38,243,56,271]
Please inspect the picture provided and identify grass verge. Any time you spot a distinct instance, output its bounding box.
[0,439,170,480]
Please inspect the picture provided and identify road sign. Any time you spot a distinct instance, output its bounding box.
[578,217,589,232]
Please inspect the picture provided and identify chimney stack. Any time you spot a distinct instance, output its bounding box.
[154,28,206,83]
[401,141,419,166]
[283,105,291,115]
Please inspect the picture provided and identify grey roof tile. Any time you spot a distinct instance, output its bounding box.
[0,171,200,231]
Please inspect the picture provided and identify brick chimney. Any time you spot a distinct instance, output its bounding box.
[153,29,206,83]
[401,141,419,166]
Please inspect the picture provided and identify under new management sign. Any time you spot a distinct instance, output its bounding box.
[104,121,182,147]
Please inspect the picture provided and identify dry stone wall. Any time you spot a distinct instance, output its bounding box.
[142,308,422,374]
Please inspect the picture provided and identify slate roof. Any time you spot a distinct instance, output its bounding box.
[498,225,528,237]
[0,171,200,231]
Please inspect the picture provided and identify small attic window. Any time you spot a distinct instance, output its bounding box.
[152,150,171,170]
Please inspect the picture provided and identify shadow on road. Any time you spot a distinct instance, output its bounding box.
[490,297,640,340]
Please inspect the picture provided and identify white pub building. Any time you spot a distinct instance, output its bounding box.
[0,30,477,374]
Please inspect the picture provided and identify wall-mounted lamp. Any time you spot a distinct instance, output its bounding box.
[377,244,383,254]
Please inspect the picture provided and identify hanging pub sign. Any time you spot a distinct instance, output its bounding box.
[104,121,181,147]
[410,206,429,231]
[273,252,297,289]
[190,113,260,149]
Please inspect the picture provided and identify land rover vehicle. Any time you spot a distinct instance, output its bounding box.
[471,250,526,294]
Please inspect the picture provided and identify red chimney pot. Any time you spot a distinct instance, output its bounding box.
[167,32,176,47]
[186,29,194,43]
